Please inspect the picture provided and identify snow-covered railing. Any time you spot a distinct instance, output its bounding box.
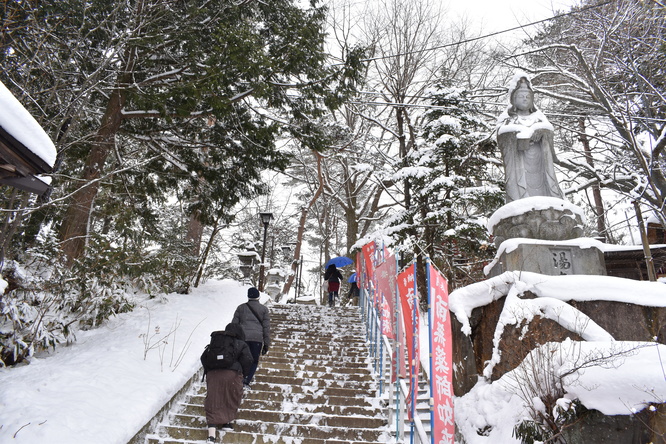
[360,287,429,444]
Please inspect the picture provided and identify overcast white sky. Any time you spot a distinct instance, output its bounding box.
[450,0,580,33]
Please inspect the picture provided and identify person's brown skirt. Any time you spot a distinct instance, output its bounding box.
[205,369,244,426]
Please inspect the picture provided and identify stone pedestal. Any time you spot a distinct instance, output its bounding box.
[489,197,585,247]
[487,241,607,277]
[487,197,606,277]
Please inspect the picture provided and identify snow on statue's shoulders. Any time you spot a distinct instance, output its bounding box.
[0,80,56,167]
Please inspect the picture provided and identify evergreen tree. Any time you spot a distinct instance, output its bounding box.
[0,0,365,363]
[392,84,503,289]
[1,0,363,268]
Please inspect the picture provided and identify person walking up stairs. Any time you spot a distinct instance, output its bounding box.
[144,304,389,443]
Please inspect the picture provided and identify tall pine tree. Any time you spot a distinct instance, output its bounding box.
[394,85,503,289]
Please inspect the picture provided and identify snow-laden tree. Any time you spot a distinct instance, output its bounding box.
[256,0,389,300]
[360,0,446,215]
[0,0,365,364]
[388,84,503,290]
[509,0,666,226]
[1,0,362,266]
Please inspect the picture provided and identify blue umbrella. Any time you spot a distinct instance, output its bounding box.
[325,256,353,268]
[348,272,357,283]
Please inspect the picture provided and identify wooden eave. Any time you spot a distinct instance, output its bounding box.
[604,246,666,280]
[0,125,53,177]
[0,125,53,195]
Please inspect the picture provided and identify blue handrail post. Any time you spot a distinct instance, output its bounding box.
[426,257,435,444]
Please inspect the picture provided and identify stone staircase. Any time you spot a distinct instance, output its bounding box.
[144,304,389,443]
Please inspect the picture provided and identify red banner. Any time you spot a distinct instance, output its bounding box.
[429,264,454,443]
[379,293,393,338]
[398,264,420,420]
[375,254,397,339]
[361,241,376,287]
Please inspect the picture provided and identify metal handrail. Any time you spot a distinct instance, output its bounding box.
[399,379,430,444]
[361,288,430,444]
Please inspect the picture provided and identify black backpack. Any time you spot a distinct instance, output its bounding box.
[200,331,236,378]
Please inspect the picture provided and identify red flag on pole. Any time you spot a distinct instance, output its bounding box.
[428,262,454,444]
[375,255,397,339]
[398,263,420,420]
[361,241,376,286]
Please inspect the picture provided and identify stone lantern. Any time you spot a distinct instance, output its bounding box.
[237,246,260,283]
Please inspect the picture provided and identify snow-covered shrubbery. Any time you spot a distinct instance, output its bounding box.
[0,229,205,366]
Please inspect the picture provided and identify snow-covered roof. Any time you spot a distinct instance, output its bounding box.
[0,80,56,169]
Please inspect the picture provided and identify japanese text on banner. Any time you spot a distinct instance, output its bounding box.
[429,264,454,444]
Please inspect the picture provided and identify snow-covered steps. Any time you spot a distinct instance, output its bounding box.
[145,304,389,443]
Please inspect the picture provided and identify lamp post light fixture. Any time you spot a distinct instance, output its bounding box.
[258,212,273,292]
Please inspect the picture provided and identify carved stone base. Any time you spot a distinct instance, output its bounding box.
[489,197,585,247]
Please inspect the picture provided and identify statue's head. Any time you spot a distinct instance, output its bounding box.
[509,77,537,115]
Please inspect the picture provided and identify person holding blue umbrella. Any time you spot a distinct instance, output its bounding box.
[347,272,360,306]
[323,263,344,307]
[325,256,354,268]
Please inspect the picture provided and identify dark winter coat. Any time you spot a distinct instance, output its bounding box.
[324,264,343,293]
[348,281,359,297]
[324,264,343,283]
[217,323,253,376]
[232,300,270,346]
[204,323,253,426]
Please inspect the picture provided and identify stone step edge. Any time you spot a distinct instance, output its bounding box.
[173,407,385,423]
[145,435,382,444]
[155,419,388,435]
[169,415,386,432]
[273,339,369,345]
[254,375,375,385]
[179,400,383,415]
[258,360,372,367]
[191,389,377,401]
[193,385,378,396]
[188,391,380,406]
[263,352,370,359]
[270,345,368,349]
[249,373,376,383]
[186,397,380,409]
[260,361,371,368]
[194,379,377,390]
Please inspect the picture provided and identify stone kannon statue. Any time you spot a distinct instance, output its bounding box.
[496,75,564,202]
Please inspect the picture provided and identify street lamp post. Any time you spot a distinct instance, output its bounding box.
[258,212,273,291]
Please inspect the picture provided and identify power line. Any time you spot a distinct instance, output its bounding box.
[359,0,615,63]
[343,99,666,124]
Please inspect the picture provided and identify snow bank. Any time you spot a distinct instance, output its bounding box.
[456,340,666,443]
[450,271,666,336]
[451,270,666,443]
[0,279,256,444]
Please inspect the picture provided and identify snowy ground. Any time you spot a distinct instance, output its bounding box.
[451,271,666,443]
[3,274,666,444]
[0,279,253,444]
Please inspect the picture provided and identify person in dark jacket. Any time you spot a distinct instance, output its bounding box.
[205,322,253,442]
[324,264,343,307]
[347,280,360,306]
[232,287,270,387]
